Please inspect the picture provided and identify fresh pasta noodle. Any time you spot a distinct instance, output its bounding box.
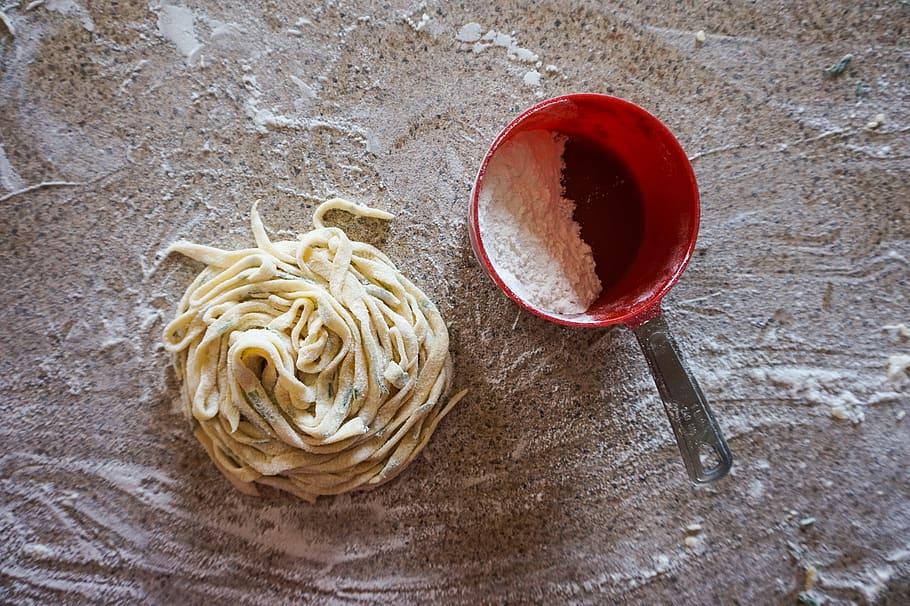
[163,198,466,502]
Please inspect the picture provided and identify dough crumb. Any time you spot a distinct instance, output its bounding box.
[804,564,818,589]
[830,405,849,420]
[883,323,910,339]
[886,354,910,381]
[866,113,886,130]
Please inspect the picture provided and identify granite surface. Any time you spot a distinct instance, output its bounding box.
[1,1,908,604]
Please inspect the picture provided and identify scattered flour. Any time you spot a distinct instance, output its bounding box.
[0,10,15,37]
[3,3,908,603]
[242,73,303,133]
[0,141,25,191]
[155,4,202,65]
[117,59,148,95]
[748,362,909,424]
[886,354,910,382]
[455,22,483,43]
[474,29,539,62]
[208,20,243,42]
[241,72,374,154]
[402,4,440,35]
[478,130,601,315]
[290,75,317,100]
[407,13,430,32]
[818,564,896,604]
[883,323,910,339]
[245,103,300,132]
[45,0,94,32]
[454,22,558,88]
[751,367,859,405]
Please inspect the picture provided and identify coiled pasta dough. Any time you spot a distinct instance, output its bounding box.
[163,199,466,502]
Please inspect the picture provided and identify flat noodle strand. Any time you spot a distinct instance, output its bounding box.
[163,200,466,502]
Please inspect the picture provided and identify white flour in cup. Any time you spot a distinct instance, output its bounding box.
[478,130,601,315]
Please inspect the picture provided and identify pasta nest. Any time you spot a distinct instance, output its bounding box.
[163,199,465,502]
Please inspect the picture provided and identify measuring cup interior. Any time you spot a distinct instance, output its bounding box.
[475,94,700,326]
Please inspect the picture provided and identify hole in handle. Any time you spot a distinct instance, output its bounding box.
[698,442,723,475]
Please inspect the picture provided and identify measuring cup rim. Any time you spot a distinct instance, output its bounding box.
[468,92,701,328]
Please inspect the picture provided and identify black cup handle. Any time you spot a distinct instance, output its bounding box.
[632,310,732,483]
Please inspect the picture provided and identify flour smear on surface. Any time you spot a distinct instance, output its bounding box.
[478,130,601,315]
[2,1,909,603]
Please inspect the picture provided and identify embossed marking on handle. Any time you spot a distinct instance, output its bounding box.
[633,312,733,484]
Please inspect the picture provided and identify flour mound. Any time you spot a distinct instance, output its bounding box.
[478,130,601,315]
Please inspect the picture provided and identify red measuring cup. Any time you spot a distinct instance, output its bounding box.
[468,93,732,484]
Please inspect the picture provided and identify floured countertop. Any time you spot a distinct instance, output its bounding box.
[1,1,908,603]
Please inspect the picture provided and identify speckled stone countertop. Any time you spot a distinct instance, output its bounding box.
[1,1,908,604]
